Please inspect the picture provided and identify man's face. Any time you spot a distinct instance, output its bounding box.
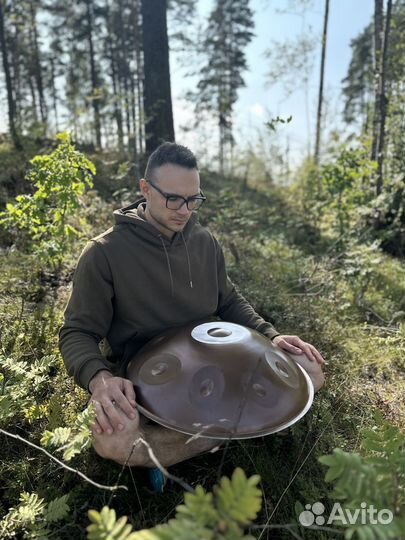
[140,163,201,239]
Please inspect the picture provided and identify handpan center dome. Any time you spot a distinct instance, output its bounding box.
[127,321,314,439]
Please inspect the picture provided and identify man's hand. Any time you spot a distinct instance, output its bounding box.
[89,370,138,435]
[272,335,325,365]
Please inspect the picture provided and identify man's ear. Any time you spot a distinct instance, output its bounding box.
[139,178,149,198]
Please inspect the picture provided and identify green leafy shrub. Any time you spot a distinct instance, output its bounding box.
[0,353,58,426]
[86,468,262,540]
[0,132,95,268]
[321,144,377,237]
[318,415,405,540]
[363,175,405,257]
[41,404,95,461]
[0,492,70,539]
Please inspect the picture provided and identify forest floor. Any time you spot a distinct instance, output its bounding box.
[1,149,404,539]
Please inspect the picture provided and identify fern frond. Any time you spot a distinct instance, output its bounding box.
[87,470,263,540]
[319,418,405,540]
[87,507,138,540]
[176,486,218,528]
[216,468,261,526]
[41,404,95,461]
[41,427,72,447]
[44,494,70,523]
[345,518,405,540]
[17,492,46,523]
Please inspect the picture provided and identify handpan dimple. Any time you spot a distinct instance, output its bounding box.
[189,365,225,410]
[241,370,281,408]
[264,349,300,388]
[253,383,266,398]
[127,321,313,439]
[200,378,214,396]
[138,353,181,385]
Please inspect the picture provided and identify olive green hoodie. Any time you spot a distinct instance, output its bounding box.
[59,200,280,390]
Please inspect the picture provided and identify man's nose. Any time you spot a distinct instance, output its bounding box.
[177,202,191,215]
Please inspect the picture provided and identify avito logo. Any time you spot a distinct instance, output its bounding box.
[298,502,393,527]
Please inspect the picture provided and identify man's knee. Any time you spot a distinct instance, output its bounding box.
[289,353,325,392]
[311,367,325,392]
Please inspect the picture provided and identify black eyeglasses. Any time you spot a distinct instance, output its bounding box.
[147,180,206,211]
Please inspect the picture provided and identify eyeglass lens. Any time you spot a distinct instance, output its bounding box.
[166,196,204,210]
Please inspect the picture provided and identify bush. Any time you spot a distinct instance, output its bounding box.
[0,132,95,269]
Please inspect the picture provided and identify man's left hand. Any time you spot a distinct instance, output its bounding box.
[272,335,325,364]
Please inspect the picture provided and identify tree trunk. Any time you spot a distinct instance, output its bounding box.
[371,0,383,162]
[130,74,138,158]
[85,0,102,148]
[141,0,174,155]
[50,56,59,132]
[219,112,225,175]
[314,0,330,166]
[0,2,21,149]
[134,0,144,155]
[376,0,392,195]
[29,0,47,125]
[105,1,124,151]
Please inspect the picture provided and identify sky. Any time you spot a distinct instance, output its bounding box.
[170,0,374,168]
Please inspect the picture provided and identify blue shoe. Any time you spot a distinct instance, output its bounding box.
[148,467,167,493]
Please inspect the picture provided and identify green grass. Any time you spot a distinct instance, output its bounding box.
[0,158,404,538]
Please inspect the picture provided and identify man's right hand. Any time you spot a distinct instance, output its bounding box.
[89,370,138,435]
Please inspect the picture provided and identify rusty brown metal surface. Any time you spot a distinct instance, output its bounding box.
[127,322,313,439]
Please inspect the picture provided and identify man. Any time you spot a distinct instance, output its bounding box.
[59,142,325,469]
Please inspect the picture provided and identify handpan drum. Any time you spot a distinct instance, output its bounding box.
[126,321,314,439]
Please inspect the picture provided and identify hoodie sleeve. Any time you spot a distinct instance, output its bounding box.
[214,236,280,340]
[59,241,114,391]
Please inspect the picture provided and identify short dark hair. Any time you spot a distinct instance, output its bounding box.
[144,142,198,182]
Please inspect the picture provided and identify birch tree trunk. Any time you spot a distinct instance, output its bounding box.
[314,0,330,165]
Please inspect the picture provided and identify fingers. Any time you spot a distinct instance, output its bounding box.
[91,400,114,435]
[285,342,304,355]
[307,343,326,364]
[114,390,137,421]
[93,416,103,436]
[89,376,137,435]
[274,335,326,364]
[275,336,303,356]
[123,379,137,408]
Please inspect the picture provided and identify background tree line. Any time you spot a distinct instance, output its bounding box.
[0,0,254,174]
[1,0,405,252]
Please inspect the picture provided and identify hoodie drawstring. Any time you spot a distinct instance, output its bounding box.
[159,235,175,297]
[181,232,193,289]
[158,233,194,296]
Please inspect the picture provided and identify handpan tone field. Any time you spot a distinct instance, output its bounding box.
[127,322,314,439]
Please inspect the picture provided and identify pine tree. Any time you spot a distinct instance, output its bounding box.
[194,0,254,173]
[342,26,374,128]
[342,1,405,185]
